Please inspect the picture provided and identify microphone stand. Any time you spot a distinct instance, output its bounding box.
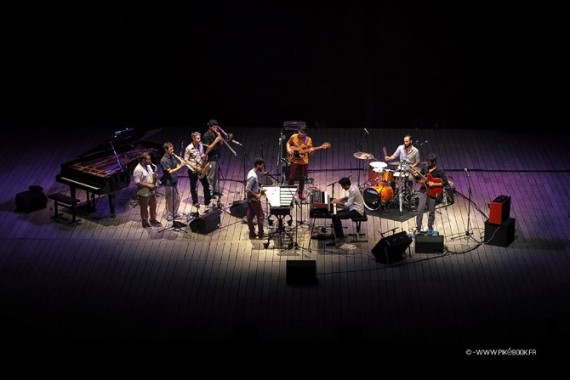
[356,139,363,187]
[465,168,474,238]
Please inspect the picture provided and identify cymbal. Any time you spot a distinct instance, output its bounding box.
[353,151,375,160]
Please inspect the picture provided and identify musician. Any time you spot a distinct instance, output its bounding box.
[415,153,448,234]
[331,177,365,241]
[245,158,266,239]
[184,132,212,211]
[160,142,185,221]
[286,125,313,200]
[133,153,162,228]
[384,134,420,174]
[202,119,223,200]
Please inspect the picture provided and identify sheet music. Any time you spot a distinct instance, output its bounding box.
[262,185,297,208]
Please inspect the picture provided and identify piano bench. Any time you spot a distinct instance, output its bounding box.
[349,214,368,242]
[49,193,81,225]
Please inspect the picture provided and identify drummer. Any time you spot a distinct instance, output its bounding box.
[384,134,421,178]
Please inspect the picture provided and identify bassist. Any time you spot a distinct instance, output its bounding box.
[413,153,448,234]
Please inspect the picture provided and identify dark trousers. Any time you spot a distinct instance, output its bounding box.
[288,163,308,197]
[332,209,362,238]
[189,170,211,205]
[247,200,265,236]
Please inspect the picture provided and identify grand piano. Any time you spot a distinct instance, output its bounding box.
[55,128,163,217]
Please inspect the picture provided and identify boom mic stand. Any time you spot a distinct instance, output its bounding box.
[464,168,474,239]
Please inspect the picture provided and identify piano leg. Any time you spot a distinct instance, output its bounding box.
[108,194,116,218]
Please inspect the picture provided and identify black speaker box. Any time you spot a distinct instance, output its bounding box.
[15,186,48,212]
[485,217,515,247]
[415,235,444,253]
[286,260,317,285]
[371,231,412,264]
[230,200,248,218]
[190,209,221,234]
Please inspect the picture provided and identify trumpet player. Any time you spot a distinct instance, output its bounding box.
[203,119,224,200]
[184,132,212,211]
[160,142,185,221]
[133,153,162,228]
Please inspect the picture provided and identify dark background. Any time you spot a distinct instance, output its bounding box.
[2,4,559,131]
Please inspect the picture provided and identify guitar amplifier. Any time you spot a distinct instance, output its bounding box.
[489,195,511,225]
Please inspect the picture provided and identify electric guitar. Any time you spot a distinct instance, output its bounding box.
[288,142,331,163]
[409,167,443,198]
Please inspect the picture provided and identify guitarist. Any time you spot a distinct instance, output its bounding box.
[414,153,448,234]
[286,125,313,200]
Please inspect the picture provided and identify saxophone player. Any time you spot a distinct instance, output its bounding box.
[133,153,162,228]
[184,132,213,212]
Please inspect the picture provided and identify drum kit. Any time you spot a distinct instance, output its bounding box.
[353,151,416,212]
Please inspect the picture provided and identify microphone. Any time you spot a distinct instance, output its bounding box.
[417,140,428,146]
[114,127,133,136]
[231,139,242,146]
[364,128,370,135]
[464,168,470,177]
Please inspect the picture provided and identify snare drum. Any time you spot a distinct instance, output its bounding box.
[368,161,387,183]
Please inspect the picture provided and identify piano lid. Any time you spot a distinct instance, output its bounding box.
[80,127,162,159]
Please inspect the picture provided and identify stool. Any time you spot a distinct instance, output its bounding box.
[48,193,81,225]
[349,214,368,242]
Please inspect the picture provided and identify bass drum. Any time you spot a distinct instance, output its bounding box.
[363,187,381,211]
[376,181,394,203]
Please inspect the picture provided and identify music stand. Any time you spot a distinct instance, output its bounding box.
[262,185,296,249]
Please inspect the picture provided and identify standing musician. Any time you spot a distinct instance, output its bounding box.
[133,152,162,228]
[184,131,213,211]
[413,153,448,234]
[160,142,185,221]
[331,177,365,241]
[245,158,266,239]
[286,125,331,200]
[202,119,224,200]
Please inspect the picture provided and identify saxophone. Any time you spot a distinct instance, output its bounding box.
[150,163,161,192]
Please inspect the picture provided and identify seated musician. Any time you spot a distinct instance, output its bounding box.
[331,177,365,241]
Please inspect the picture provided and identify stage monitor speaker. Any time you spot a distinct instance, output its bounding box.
[489,195,511,225]
[15,186,48,212]
[371,231,412,264]
[230,200,248,218]
[485,217,515,247]
[190,209,221,234]
[415,235,444,253]
[286,260,317,285]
